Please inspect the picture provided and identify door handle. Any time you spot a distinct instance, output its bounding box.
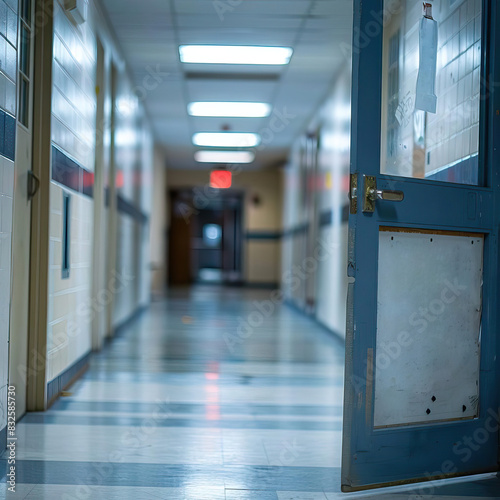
[362,175,404,213]
[373,189,404,202]
[27,170,40,200]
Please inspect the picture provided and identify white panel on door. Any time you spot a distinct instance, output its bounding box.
[374,229,483,428]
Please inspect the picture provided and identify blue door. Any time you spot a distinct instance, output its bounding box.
[342,0,500,491]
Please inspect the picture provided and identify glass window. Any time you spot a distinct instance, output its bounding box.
[380,0,482,185]
[18,77,29,127]
[62,193,71,279]
[22,0,31,23]
[20,25,30,77]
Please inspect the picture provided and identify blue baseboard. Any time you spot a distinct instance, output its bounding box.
[284,298,345,346]
[46,306,149,407]
[46,351,91,408]
[243,282,279,290]
[191,281,279,290]
[284,297,313,317]
[112,305,148,339]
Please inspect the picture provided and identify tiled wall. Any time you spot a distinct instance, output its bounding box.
[428,0,481,179]
[47,0,154,383]
[51,0,97,169]
[139,126,153,304]
[47,0,97,382]
[281,67,351,337]
[381,0,481,184]
[0,0,17,119]
[111,77,153,328]
[315,70,351,336]
[149,146,168,293]
[0,156,14,434]
[47,183,93,382]
[0,0,16,438]
[113,213,136,327]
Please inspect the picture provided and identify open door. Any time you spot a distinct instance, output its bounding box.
[342,0,500,491]
[9,0,36,419]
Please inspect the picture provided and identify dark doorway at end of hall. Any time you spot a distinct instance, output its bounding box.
[169,189,244,286]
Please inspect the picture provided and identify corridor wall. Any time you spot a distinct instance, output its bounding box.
[110,73,153,328]
[282,68,351,338]
[0,0,17,445]
[167,168,283,286]
[150,145,168,294]
[46,0,154,395]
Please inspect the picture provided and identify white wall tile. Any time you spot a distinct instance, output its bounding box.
[0,3,6,40]
[0,384,6,430]
[5,6,16,47]
[4,38,16,82]
[4,0,16,13]
[1,194,13,233]
[0,73,6,112]
[2,158,13,195]
[0,320,8,385]
[4,77,15,114]
[0,232,11,272]
[51,2,96,171]
[46,0,154,380]
[48,183,93,381]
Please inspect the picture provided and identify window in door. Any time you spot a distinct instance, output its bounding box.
[18,0,32,129]
[380,0,482,185]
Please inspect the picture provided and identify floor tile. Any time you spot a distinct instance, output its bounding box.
[23,485,173,500]
[0,483,36,500]
[225,490,279,499]
[277,492,327,500]
[2,287,498,499]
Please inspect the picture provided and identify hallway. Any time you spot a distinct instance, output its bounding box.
[2,287,345,499]
[2,287,500,499]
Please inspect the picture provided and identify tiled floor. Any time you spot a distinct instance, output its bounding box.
[1,286,500,499]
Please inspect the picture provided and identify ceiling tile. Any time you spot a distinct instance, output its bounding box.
[100,0,354,168]
[174,0,314,17]
[186,79,277,102]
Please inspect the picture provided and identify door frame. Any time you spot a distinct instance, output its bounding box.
[91,36,107,351]
[9,0,37,419]
[26,0,54,412]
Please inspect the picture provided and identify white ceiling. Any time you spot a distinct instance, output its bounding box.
[100,0,352,169]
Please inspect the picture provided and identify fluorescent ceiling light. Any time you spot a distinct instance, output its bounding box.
[188,102,271,118]
[179,45,293,65]
[193,132,261,148]
[195,151,255,164]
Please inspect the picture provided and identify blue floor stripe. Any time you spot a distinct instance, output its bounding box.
[81,371,341,386]
[49,400,343,416]
[0,461,341,490]
[2,461,498,496]
[20,413,342,431]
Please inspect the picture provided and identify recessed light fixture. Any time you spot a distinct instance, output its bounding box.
[193,132,261,148]
[188,102,272,118]
[195,151,255,164]
[179,45,293,65]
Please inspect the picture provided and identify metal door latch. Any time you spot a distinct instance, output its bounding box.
[362,175,404,213]
[349,173,358,214]
[27,170,40,200]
